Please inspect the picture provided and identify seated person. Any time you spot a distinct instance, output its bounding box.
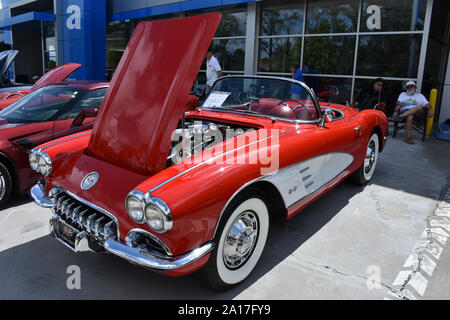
[353,78,385,111]
[392,81,434,144]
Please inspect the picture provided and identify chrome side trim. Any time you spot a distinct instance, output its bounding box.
[104,239,214,271]
[147,128,294,194]
[38,131,91,152]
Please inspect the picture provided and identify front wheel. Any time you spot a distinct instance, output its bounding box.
[0,162,13,208]
[204,189,269,291]
[351,132,380,186]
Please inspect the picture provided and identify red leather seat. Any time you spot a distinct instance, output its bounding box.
[294,106,319,121]
[251,102,296,119]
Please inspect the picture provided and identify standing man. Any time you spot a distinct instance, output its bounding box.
[205,49,222,96]
[291,63,303,99]
[393,81,434,144]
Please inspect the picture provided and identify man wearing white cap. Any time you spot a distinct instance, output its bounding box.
[393,81,433,144]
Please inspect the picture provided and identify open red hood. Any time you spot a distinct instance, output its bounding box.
[31,63,81,91]
[86,13,221,176]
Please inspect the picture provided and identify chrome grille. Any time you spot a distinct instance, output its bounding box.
[53,192,118,242]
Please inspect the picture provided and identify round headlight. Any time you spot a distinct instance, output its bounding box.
[37,155,47,174]
[36,152,52,176]
[145,203,165,232]
[126,195,145,223]
[29,152,38,171]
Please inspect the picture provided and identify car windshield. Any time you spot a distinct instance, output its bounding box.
[0,86,88,124]
[202,77,319,121]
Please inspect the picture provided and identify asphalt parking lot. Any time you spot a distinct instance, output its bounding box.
[0,125,449,300]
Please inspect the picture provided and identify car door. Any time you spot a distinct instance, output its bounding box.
[320,106,364,183]
[52,88,107,139]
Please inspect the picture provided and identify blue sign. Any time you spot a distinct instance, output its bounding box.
[57,0,106,80]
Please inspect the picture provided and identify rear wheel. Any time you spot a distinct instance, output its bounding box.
[204,189,269,291]
[351,132,379,186]
[0,162,13,208]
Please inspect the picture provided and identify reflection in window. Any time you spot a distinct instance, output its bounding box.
[361,0,426,32]
[210,38,245,72]
[306,0,359,34]
[354,79,405,116]
[357,34,421,78]
[260,1,305,36]
[106,21,132,80]
[216,10,247,37]
[258,37,301,73]
[303,36,355,75]
[311,77,352,105]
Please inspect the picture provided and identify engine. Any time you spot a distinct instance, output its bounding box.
[167,119,256,167]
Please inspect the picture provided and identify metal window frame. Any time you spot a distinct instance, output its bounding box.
[249,0,434,105]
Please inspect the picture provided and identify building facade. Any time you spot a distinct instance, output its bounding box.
[0,0,449,122]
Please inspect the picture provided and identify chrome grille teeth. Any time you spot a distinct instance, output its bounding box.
[94,217,106,238]
[104,221,116,240]
[53,192,117,243]
[86,213,99,233]
[79,209,89,228]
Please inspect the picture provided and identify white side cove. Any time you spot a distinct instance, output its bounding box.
[262,152,354,208]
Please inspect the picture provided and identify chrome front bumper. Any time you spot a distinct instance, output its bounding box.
[31,183,215,272]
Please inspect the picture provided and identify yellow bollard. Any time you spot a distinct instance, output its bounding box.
[427,89,437,136]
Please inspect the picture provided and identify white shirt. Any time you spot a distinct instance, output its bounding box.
[206,55,222,87]
[397,92,429,111]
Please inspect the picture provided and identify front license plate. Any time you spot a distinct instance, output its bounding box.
[55,220,79,248]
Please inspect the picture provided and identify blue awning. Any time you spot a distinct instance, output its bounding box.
[0,11,55,29]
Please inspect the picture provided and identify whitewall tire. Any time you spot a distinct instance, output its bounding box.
[204,189,269,290]
[351,132,379,185]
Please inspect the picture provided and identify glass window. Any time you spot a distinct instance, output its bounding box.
[65,88,108,119]
[357,34,422,78]
[354,79,406,116]
[313,77,353,105]
[216,10,247,37]
[303,36,356,75]
[306,0,360,34]
[43,22,56,72]
[260,0,305,36]
[205,77,319,121]
[106,21,132,80]
[210,38,245,72]
[0,87,87,123]
[258,37,301,73]
[361,0,427,32]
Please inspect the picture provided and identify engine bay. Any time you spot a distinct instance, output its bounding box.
[167,118,258,167]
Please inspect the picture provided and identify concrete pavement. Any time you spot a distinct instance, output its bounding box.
[0,126,449,300]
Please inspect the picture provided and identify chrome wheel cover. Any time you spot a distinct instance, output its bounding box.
[0,173,5,200]
[364,140,377,174]
[222,210,259,270]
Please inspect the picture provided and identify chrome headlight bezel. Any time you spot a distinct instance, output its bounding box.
[29,149,53,176]
[125,190,146,224]
[144,198,173,233]
[125,190,173,233]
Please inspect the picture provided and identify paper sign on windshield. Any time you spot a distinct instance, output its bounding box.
[203,91,231,108]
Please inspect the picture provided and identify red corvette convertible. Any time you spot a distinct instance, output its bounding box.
[0,81,108,207]
[0,61,82,111]
[30,13,388,290]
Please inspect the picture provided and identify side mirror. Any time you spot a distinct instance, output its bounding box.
[320,108,334,127]
[71,107,99,127]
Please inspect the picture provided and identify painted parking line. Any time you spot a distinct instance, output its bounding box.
[387,187,450,300]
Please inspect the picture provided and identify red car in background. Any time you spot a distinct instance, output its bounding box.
[0,81,108,207]
[0,60,82,111]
